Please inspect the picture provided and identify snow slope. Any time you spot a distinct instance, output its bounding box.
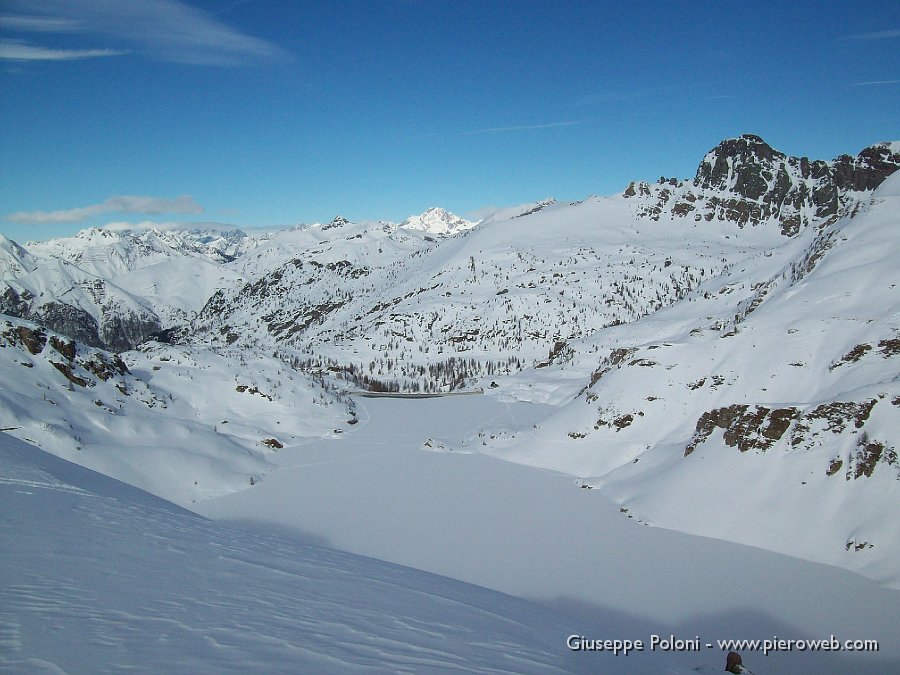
[0,432,607,675]
[0,317,351,505]
[472,172,900,588]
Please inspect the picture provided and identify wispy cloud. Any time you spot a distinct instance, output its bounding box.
[462,121,581,136]
[0,14,81,32]
[0,0,290,66]
[7,195,204,225]
[849,78,900,86]
[0,40,124,61]
[841,29,900,41]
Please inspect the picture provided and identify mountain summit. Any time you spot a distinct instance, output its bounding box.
[399,207,476,235]
[625,134,900,235]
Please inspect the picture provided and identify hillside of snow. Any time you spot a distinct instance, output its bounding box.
[0,316,351,505]
[194,393,900,675]
[5,411,899,674]
[471,171,900,587]
[0,432,605,675]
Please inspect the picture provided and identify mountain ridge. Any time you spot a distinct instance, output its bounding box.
[1,134,898,588]
[622,135,900,235]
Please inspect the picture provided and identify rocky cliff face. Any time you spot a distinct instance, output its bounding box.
[624,135,900,235]
[0,248,163,352]
[0,288,160,353]
[0,226,246,352]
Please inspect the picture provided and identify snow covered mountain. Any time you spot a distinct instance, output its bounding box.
[24,226,254,273]
[2,134,899,585]
[0,233,35,278]
[3,134,900,672]
[0,315,351,505]
[0,245,162,352]
[399,206,477,235]
[474,170,900,587]
[177,138,898,398]
[622,135,900,235]
[1,227,256,350]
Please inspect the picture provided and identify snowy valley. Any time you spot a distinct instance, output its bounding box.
[2,135,900,673]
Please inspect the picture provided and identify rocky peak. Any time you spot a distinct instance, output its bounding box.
[322,215,350,231]
[626,135,900,235]
[694,134,900,201]
[74,226,118,240]
[694,134,785,198]
[831,141,900,192]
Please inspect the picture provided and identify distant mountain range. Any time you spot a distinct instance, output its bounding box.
[1,134,899,587]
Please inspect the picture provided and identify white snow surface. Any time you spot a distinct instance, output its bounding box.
[4,403,899,674]
[473,172,900,588]
[0,432,602,675]
[193,394,900,675]
[474,198,558,224]
[18,227,247,324]
[0,318,350,505]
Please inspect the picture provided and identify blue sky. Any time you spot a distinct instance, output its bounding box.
[1,0,898,242]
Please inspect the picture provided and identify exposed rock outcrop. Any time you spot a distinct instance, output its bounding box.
[625,135,900,235]
[684,398,898,480]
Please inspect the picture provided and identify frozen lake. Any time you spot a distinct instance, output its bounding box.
[194,394,900,674]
